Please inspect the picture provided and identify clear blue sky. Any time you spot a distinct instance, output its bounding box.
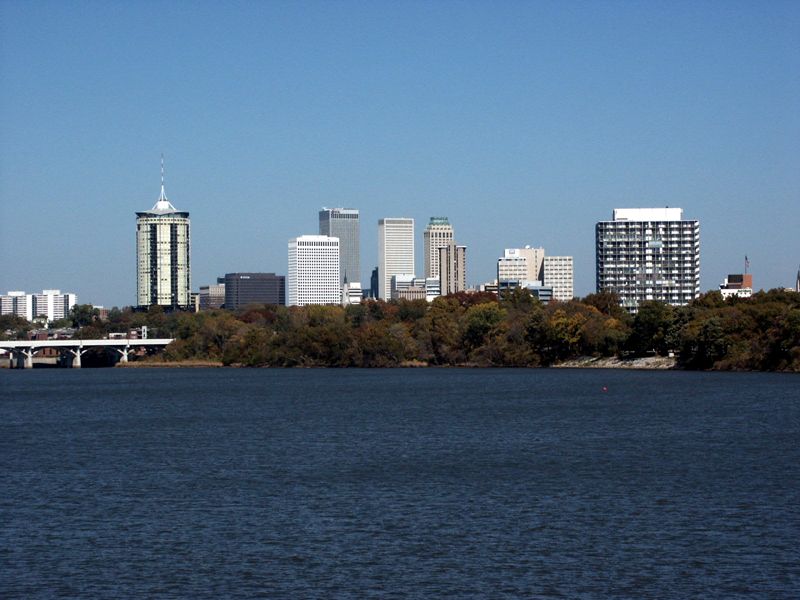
[1,1,798,307]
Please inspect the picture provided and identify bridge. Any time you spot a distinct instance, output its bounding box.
[0,339,174,368]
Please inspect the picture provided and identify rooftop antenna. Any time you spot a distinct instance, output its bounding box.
[159,153,167,201]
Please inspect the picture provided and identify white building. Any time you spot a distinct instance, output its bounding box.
[378,218,415,300]
[1,290,76,322]
[288,235,341,306]
[136,161,191,308]
[596,208,700,313]
[423,217,454,279]
[1,291,33,321]
[497,247,545,285]
[33,290,77,322]
[543,256,574,302]
[342,281,363,306]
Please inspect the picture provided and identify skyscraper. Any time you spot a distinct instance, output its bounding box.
[287,235,340,306]
[439,243,467,296]
[543,256,574,302]
[136,159,191,308]
[378,218,414,300]
[596,208,700,313]
[319,208,360,285]
[423,217,454,279]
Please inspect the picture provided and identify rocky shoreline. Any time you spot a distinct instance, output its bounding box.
[552,356,678,369]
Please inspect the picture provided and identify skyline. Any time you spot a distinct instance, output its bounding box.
[1,2,798,307]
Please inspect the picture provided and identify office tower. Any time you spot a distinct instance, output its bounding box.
[719,273,753,299]
[497,247,545,285]
[287,235,340,306]
[596,208,700,313]
[378,218,414,300]
[369,267,379,299]
[439,243,467,296]
[543,256,574,302]
[136,159,191,308]
[424,217,454,279]
[0,291,33,321]
[224,273,286,309]
[319,208,360,285]
[32,290,77,322]
[199,279,226,310]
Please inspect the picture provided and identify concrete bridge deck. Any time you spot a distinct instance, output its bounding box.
[0,339,174,368]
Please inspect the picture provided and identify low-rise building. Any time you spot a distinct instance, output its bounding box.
[719,273,753,299]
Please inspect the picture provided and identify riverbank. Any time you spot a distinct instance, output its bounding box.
[116,360,224,368]
[553,355,678,369]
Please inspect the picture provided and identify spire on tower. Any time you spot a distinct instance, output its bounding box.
[149,153,177,213]
[159,153,167,201]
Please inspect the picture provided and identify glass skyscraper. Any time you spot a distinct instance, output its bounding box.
[319,208,360,286]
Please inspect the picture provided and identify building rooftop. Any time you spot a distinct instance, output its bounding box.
[611,208,684,222]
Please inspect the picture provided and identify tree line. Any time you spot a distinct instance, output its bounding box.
[2,289,798,370]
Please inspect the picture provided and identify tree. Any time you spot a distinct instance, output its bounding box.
[70,304,99,328]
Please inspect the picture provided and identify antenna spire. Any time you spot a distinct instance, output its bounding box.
[159,153,167,201]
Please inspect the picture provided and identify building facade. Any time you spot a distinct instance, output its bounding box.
[719,273,753,300]
[33,290,77,322]
[224,273,285,309]
[1,291,33,321]
[543,256,574,302]
[287,235,340,306]
[378,218,415,300]
[439,243,467,296]
[199,280,226,310]
[136,167,190,309]
[596,208,700,313]
[497,247,545,285]
[423,217,454,279]
[319,207,360,286]
[1,290,76,322]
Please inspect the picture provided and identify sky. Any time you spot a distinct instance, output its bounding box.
[1,1,798,308]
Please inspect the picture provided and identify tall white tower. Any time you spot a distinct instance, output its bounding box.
[136,158,191,308]
[596,208,700,313]
[423,217,454,279]
[287,235,341,306]
[378,218,415,300]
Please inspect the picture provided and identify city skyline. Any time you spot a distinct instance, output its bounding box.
[1,3,798,306]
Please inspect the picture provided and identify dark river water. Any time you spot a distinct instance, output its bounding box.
[1,368,798,598]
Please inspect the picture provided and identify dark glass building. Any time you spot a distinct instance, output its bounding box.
[224,273,285,309]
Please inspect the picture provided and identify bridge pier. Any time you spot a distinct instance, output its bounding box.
[22,348,36,369]
[68,346,87,368]
[114,345,131,363]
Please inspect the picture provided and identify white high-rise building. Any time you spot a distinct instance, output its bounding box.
[287,235,341,306]
[424,217,454,279]
[378,218,415,300]
[543,256,574,302]
[32,290,77,322]
[596,208,700,313]
[1,291,33,321]
[136,159,191,308]
[1,290,76,322]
